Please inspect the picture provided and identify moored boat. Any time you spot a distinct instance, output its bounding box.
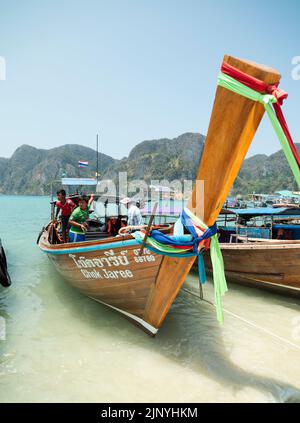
[207,240,300,296]
[204,207,300,295]
[39,54,290,334]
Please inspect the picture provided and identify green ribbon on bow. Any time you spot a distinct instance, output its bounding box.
[218,72,300,187]
[184,208,228,324]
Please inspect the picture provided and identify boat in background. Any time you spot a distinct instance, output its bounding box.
[273,190,300,207]
[218,206,300,241]
[39,55,283,334]
[224,196,247,209]
[204,206,300,296]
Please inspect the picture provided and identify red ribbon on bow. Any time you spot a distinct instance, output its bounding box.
[221,62,300,168]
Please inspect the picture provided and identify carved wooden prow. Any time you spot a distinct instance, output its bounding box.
[143,55,281,330]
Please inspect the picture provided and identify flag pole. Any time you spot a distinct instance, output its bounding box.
[96,133,99,184]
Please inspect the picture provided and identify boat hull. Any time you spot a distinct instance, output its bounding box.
[204,241,300,295]
[39,231,164,334]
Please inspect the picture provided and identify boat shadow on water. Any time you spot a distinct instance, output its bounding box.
[47,261,300,403]
[157,293,300,403]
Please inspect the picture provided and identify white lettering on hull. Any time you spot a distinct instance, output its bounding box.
[69,249,157,280]
[80,268,134,279]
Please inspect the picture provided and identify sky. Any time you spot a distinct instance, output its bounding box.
[0,0,300,160]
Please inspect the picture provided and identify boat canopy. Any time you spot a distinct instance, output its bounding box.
[275,190,300,198]
[61,177,97,186]
[226,206,300,218]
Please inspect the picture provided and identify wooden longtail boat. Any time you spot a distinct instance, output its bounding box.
[39,55,281,334]
[203,207,300,296]
[204,240,300,296]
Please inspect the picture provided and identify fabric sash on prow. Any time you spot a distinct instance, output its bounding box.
[142,55,281,330]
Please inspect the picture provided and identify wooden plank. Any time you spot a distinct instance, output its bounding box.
[64,276,154,296]
[48,247,159,317]
[204,246,300,288]
[143,55,281,329]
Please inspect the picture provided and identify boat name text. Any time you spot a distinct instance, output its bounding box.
[68,248,156,280]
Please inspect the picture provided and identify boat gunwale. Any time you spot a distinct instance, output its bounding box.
[39,230,134,249]
[38,230,140,254]
[38,223,177,255]
[220,240,300,250]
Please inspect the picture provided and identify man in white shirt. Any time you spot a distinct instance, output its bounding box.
[120,197,143,226]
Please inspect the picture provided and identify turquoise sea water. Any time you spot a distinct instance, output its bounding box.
[0,195,300,402]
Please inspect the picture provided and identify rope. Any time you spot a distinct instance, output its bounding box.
[182,288,300,352]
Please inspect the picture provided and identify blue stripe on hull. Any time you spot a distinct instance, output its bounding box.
[41,238,139,255]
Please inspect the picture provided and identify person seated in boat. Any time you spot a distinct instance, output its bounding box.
[55,189,76,243]
[68,194,94,242]
[120,197,143,227]
[277,228,293,240]
[236,216,246,226]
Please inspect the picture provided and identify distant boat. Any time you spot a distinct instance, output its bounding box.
[224,197,246,209]
[0,238,11,287]
[204,207,300,296]
[38,55,285,334]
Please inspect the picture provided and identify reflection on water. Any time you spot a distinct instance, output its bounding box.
[0,196,300,402]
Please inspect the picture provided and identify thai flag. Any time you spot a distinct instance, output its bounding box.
[78,160,89,168]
